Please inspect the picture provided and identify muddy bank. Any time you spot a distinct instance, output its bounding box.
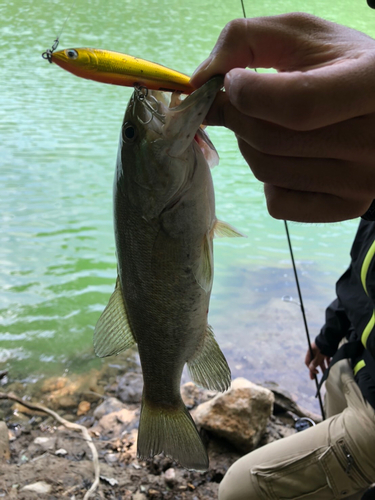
[0,356,320,499]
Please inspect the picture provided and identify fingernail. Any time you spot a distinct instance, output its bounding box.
[224,70,232,93]
[190,58,212,85]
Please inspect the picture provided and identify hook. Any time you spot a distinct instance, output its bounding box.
[42,38,60,63]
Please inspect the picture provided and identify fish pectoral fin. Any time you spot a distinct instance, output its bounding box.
[212,219,246,238]
[193,234,213,292]
[93,276,136,358]
[137,396,208,471]
[187,324,231,392]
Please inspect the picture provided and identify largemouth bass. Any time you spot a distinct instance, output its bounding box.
[94,76,241,470]
[51,48,195,93]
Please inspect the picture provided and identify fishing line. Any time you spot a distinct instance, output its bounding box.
[240,0,247,17]
[284,221,326,420]
[42,0,78,63]
[239,0,324,420]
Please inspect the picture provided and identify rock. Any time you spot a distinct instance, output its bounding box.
[56,395,77,409]
[55,448,68,456]
[21,481,52,494]
[33,436,56,451]
[262,381,322,423]
[77,400,91,416]
[91,408,138,437]
[259,415,296,446]
[164,467,176,487]
[181,382,217,409]
[117,372,143,404]
[93,397,125,419]
[41,376,67,393]
[0,421,10,461]
[194,377,274,453]
[133,493,147,500]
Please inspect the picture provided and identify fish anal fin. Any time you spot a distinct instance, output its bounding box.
[137,396,209,471]
[213,219,246,238]
[187,325,231,392]
[93,276,136,358]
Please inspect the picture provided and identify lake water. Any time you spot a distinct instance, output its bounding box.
[1,0,374,412]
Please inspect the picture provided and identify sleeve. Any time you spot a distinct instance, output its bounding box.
[315,297,352,357]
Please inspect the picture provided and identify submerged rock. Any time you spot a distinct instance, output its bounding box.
[194,377,274,453]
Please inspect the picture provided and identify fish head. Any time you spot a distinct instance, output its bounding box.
[51,48,97,75]
[116,76,224,220]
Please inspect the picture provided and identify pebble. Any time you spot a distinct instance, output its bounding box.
[33,436,56,451]
[55,448,68,456]
[21,481,51,494]
[77,400,90,416]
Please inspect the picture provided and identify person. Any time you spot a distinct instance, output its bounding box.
[190,13,375,225]
[190,13,375,500]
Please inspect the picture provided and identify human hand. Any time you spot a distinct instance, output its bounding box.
[190,14,375,223]
[305,342,331,380]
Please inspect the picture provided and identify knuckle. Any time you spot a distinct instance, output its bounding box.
[220,19,247,45]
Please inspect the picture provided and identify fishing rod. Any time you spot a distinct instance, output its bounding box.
[283,221,326,420]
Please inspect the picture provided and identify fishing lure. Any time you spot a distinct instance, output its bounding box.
[43,45,195,94]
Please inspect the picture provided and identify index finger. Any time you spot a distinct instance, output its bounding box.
[191,14,375,130]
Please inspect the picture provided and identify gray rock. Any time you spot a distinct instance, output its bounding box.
[93,397,125,419]
[117,372,143,404]
[33,436,56,451]
[90,408,138,437]
[181,382,217,409]
[194,377,274,453]
[262,381,322,423]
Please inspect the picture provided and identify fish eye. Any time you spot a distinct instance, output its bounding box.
[66,49,78,59]
[122,122,136,142]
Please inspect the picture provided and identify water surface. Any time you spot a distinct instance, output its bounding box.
[1,0,374,411]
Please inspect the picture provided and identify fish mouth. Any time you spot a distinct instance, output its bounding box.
[130,76,224,154]
[162,75,224,157]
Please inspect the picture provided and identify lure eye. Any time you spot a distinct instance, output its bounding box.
[66,49,78,59]
[122,122,136,142]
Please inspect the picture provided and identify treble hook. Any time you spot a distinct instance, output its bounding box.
[134,85,166,124]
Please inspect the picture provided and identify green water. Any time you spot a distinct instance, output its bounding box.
[1,0,374,410]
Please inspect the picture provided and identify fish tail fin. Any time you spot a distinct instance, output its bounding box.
[188,324,231,392]
[137,397,208,471]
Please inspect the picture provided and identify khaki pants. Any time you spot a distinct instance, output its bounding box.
[219,359,375,500]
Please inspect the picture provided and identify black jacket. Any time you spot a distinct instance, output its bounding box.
[315,219,375,409]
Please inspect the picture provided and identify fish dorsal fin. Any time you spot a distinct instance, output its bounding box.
[194,234,213,293]
[212,219,246,238]
[93,276,136,357]
[187,324,231,392]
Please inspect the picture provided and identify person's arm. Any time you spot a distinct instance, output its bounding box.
[305,297,351,378]
[191,13,375,223]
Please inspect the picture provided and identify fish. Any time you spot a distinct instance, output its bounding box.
[51,47,195,93]
[93,76,243,470]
